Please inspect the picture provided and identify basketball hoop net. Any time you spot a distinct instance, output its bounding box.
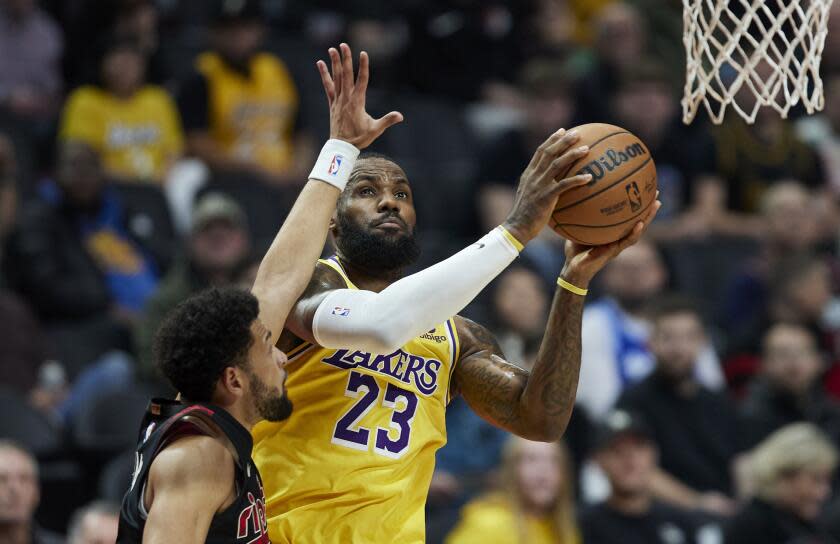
[682,0,835,124]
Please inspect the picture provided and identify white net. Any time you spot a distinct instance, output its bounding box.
[682,0,835,124]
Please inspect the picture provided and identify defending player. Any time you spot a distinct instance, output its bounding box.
[117,44,401,543]
[253,58,662,544]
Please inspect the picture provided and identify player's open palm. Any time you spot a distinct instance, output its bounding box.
[562,197,661,283]
[317,43,403,149]
[504,128,593,244]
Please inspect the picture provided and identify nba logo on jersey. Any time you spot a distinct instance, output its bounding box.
[332,306,351,316]
[328,154,343,176]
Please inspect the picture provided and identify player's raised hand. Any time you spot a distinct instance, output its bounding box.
[316,43,403,150]
[502,128,593,245]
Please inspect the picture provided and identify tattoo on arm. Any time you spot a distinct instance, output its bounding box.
[453,287,586,440]
[453,317,529,430]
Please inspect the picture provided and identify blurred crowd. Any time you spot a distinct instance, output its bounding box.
[3,0,840,542]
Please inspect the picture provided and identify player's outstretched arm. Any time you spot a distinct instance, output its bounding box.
[286,129,594,353]
[252,43,402,342]
[141,436,235,544]
[454,201,660,441]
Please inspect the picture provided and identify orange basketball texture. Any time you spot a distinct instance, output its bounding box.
[550,123,657,245]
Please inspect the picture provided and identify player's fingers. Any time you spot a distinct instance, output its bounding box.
[542,145,589,181]
[356,51,370,98]
[543,129,582,158]
[550,173,592,196]
[340,43,354,93]
[531,128,566,164]
[372,111,405,134]
[316,60,336,104]
[328,47,342,97]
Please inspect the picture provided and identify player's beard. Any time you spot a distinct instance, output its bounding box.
[336,213,420,272]
[246,369,293,422]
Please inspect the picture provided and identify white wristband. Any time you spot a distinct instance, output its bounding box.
[309,139,360,191]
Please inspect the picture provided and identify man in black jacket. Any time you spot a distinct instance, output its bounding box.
[616,296,744,516]
[741,322,840,448]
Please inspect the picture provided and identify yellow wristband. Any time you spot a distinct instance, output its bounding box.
[557,276,588,296]
[497,226,524,252]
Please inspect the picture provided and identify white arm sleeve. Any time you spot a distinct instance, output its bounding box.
[312,227,521,353]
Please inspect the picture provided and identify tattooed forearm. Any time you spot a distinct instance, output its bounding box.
[456,353,529,428]
[525,288,584,423]
[452,286,585,441]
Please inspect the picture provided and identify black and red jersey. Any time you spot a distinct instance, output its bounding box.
[117,399,269,544]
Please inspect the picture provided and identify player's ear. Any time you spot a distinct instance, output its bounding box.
[219,366,246,399]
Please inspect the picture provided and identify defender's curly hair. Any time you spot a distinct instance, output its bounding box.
[155,287,259,402]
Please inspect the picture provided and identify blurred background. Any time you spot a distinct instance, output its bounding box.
[3,0,840,542]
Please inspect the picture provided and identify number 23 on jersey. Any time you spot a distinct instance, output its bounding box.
[332,371,418,459]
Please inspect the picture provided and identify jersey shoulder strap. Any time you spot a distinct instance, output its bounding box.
[318,256,357,289]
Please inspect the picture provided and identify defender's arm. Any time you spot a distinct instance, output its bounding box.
[142,435,234,544]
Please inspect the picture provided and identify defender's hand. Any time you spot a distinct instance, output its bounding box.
[317,43,403,150]
[561,197,661,288]
[503,128,592,245]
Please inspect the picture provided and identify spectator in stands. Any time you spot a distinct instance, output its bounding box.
[3,141,159,323]
[576,241,723,419]
[59,37,183,184]
[134,192,250,375]
[67,501,119,544]
[607,60,752,242]
[446,437,580,544]
[616,297,742,515]
[490,266,549,364]
[176,0,310,185]
[714,62,825,213]
[575,2,647,122]
[731,252,840,369]
[0,290,46,397]
[521,0,576,59]
[580,409,717,544]
[725,424,838,543]
[475,59,574,283]
[0,0,63,121]
[724,182,820,334]
[112,0,164,85]
[0,441,62,544]
[740,323,840,448]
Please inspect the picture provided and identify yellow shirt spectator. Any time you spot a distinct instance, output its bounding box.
[60,85,183,183]
[446,438,581,544]
[446,493,581,544]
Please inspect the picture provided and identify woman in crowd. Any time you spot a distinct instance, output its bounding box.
[446,437,580,544]
[725,423,838,543]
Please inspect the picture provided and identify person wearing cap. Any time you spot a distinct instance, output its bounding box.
[134,192,251,377]
[579,409,718,544]
[176,0,309,185]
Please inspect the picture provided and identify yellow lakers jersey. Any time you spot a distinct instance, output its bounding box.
[252,257,460,543]
[197,52,298,175]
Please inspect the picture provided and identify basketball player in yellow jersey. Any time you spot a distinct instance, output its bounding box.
[253,58,661,544]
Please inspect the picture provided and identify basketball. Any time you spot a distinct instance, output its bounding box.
[550,123,657,246]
